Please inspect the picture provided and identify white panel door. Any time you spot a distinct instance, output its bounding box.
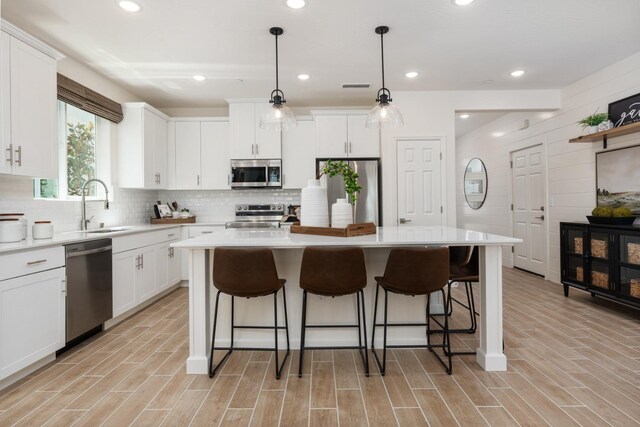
[347,115,380,158]
[397,140,442,226]
[0,268,65,380]
[154,113,168,188]
[315,115,348,158]
[511,145,546,276]
[201,121,230,189]
[174,121,201,189]
[282,119,315,189]
[112,251,137,317]
[168,245,181,286]
[9,36,57,178]
[142,109,157,188]
[254,103,281,159]
[155,242,170,292]
[0,31,11,175]
[229,103,255,159]
[137,246,157,302]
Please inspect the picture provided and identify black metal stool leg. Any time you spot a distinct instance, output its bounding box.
[274,290,280,379]
[371,283,380,353]
[298,290,307,377]
[208,291,221,378]
[443,289,452,374]
[360,290,370,376]
[381,289,389,375]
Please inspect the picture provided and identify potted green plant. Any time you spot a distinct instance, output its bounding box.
[578,111,609,135]
[317,160,362,202]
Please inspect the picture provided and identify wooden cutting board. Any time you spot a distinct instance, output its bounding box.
[290,222,376,237]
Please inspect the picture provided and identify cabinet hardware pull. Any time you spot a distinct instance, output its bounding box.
[6,144,13,165]
[168,233,176,237]
[256,144,258,155]
[197,174,200,186]
[535,215,545,220]
[27,259,47,266]
[158,172,161,184]
[228,174,231,185]
[15,146,22,166]
[201,231,213,234]
[399,218,411,224]
[62,278,67,294]
[252,144,255,155]
[349,142,352,153]
[135,255,140,269]
[140,254,144,268]
[168,247,172,257]
[344,142,347,153]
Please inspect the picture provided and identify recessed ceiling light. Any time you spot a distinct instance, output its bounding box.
[193,75,206,82]
[118,1,141,12]
[297,74,310,80]
[405,71,419,78]
[492,131,505,137]
[459,114,470,119]
[286,0,306,9]
[510,70,526,77]
[453,0,474,5]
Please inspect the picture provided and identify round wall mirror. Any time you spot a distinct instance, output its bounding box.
[464,158,488,210]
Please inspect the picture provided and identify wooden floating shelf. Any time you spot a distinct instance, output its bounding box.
[150,216,196,224]
[290,222,376,237]
[569,121,640,149]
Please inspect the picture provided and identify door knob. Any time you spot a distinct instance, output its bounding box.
[540,206,544,211]
[535,215,545,220]
[399,218,412,224]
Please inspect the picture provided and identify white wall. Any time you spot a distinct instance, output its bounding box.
[456,53,640,283]
[381,90,561,226]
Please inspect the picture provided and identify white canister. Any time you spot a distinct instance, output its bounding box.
[33,221,54,239]
[331,198,353,228]
[300,179,329,227]
[0,213,27,240]
[0,219,23,243]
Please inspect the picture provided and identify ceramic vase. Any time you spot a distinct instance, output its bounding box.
[331,198,353,228]
[300,179,329,227]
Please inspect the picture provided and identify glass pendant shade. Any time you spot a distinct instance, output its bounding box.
[365,101,404,129]
[260,103,297,131]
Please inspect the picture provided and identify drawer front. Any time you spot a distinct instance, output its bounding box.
[0,246,65,281]
[188,226,224,238]
[112,228,180,254]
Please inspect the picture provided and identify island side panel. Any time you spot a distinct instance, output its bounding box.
[476,245,507,371]
[187,248,211,375]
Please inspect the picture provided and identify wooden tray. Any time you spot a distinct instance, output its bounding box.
[150,216,196,224]
[290,222,376,237]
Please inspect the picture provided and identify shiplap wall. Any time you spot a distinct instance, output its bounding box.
[456,53,640,283]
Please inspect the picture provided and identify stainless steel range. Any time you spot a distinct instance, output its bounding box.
[225,204,285,229]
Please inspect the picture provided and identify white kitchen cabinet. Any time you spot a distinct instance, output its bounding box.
[112,251,138,317]
[0,250,65,381]
[0,30,58,178]
[314,113,380,158]
[171,119,229,190]
[229,101,281,159]
[282,119,315,189]
[156,238,181,293]
[136,246,156,302]
[118,103,169,189]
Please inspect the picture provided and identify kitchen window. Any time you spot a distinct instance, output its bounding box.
[34,101,110,199]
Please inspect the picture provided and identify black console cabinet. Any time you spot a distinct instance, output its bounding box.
[560,222,640,309]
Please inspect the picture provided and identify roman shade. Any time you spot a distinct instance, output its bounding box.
[57,74,123,123]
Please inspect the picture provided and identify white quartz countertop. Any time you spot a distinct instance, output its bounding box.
[172,226,521,249]
[0,222,228,255]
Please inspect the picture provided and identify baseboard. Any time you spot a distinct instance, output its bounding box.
[0,353,55,392]
[104,283,182,330]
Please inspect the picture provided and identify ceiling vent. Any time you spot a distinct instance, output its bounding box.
[342,83,370,89]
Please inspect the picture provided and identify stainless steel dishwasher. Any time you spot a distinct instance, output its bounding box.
[65,239,113,343]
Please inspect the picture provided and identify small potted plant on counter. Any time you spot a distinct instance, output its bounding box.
[318,160,362,228]
[578,110,609,135]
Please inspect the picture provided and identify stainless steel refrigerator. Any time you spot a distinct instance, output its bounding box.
[317,159,381,225]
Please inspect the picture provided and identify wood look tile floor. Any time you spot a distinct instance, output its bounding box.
[1,268,639,426]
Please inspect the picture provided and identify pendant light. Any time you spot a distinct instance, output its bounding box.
[366,26,404,129]
[260,27,297,131]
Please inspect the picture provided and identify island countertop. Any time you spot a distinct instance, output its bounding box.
[172,225,521,249]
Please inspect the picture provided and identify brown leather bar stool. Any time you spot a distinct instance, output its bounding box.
[371,247,452,375]
[298,247,369,377]
[209,248,290,379]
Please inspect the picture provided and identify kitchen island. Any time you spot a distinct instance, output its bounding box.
[172,226,521,373]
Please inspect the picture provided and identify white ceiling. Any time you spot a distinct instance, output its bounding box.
[455,112,506,138]
[3,0,640,108]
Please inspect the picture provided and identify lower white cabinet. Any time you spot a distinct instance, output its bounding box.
[112,229,182,318]
[0,267,65,380]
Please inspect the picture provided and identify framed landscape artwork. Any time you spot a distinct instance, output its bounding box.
[596,144,640,214]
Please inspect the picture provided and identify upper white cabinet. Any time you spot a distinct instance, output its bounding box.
[314,112,380,158]
[118,103,169,189]
[282,118,315,189]
[170,119,229,190]
[0,25,59,178]
[228,101,281,159]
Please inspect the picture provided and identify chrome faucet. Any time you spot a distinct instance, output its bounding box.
[81,179,110,230]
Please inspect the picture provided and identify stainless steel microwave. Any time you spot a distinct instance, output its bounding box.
[230,159,282,189]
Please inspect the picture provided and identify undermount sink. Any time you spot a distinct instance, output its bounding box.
[85,226,134,234]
